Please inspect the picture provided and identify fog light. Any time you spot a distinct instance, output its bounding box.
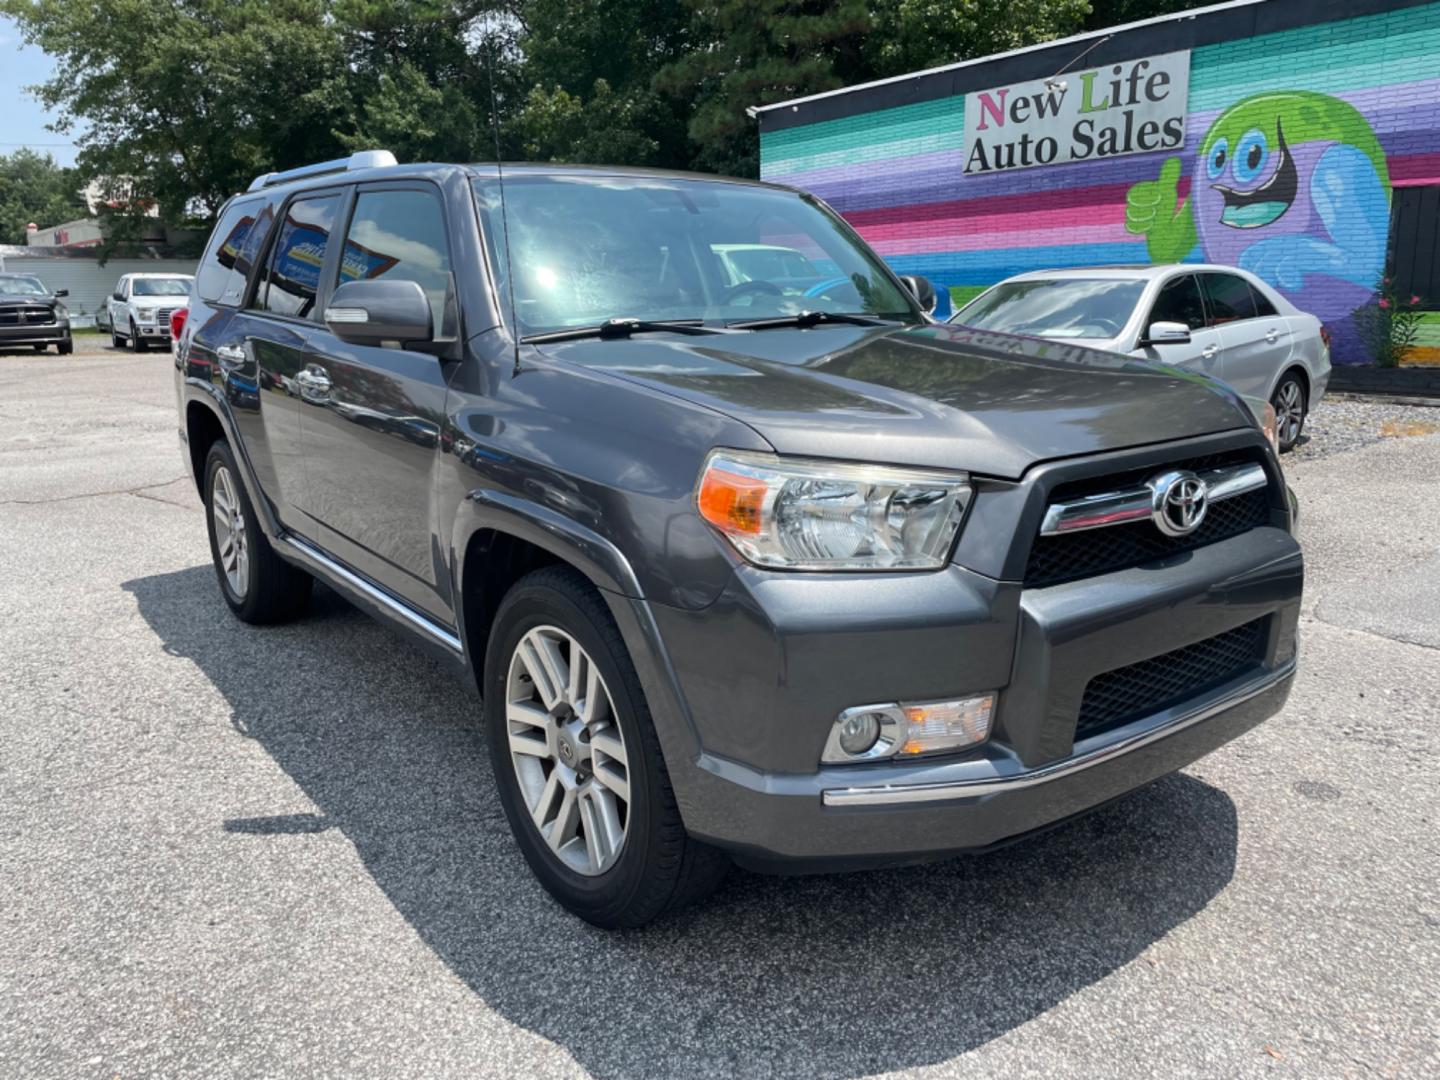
[823,694,996,764]
[838,711,882,755]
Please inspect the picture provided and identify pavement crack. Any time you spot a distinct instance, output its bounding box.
[1302,610,1440,652]
[0,475,189,507]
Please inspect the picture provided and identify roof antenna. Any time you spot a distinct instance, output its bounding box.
[482,11,523,377]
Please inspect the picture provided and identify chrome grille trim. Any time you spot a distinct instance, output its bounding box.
[1039,462,1267,537]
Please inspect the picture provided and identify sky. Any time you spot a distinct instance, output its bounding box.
[0,16,81,166]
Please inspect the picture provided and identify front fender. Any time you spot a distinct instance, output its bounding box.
[452,487,644,601]
[450,485,707,767]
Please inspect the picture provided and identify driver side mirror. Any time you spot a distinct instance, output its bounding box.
[323,279,433,346]
[54,288,68,298]
[1142,321,1191,346]
[898,274,938,316]
[113,291,123,301]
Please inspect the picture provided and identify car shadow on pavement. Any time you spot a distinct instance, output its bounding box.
[125,565,1240,1079]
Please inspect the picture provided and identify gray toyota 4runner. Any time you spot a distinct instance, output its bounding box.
[175,151,1302,927]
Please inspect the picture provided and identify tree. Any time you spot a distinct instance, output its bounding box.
[0,148,86,244]
[0,0,353,232]
[657,0,870,178]
[867,0,1091,79]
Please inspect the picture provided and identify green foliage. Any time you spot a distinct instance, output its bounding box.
[1358,278,1426,368]
[868,0,1091,78]
[1,0,1212,237]
[0,148,86,244]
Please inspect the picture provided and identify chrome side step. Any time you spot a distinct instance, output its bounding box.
[278,534,463,655]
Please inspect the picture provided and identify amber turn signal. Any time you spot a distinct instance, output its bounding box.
[697,466,768,536]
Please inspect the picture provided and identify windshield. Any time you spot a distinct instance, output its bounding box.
[955,279,1146,339]
[132,277,192,297]
[0,276,48,297]
[472,175,916,336]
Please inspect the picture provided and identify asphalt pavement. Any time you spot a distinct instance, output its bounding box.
[1,344,1437,1079]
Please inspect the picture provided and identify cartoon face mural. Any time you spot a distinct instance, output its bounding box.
[1127,91,1391,360]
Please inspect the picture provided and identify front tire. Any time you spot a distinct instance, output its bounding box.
[129,319,147,352]
[203,441,311,623]
[57,338,72,356]
[1271,371,1307,452]
[485,566,727,927]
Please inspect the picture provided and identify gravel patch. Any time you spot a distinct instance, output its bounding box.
[1289,396,1440,460]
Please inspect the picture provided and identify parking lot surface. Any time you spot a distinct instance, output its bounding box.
[2,346,1437,1079]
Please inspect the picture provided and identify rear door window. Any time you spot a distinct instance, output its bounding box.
[255,194,342,320]
[197,198,268,306]
[1250,285,1279,317]
[1148,274,1206,330]
[1200,273,1258,325]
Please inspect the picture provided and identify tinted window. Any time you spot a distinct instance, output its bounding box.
[337,188,451,334]
[472,175,916,335]
[1148,274,1205,330]
[1201,273,1258,325]
[257,194,341,319]
[197,198,267,305]
[956,278,1145,339]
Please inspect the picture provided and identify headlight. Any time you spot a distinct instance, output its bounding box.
[137,309,156,323]
[696,449,971,570]
[1261,402,1280,455]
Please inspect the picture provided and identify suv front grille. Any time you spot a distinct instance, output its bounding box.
[1025,451,1272,587]
[1075,618,1268,741]
[0,305,54,327]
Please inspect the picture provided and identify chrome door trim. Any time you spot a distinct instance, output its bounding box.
[821,657,1295,807]
[278,533,463,654]
[1039,461,1267,537]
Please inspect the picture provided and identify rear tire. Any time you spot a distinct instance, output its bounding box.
[1271,371,1307,452]
[203,441,311,624]
[484,566,728,928]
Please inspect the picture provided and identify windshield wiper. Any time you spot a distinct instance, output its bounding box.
[523,318,731,344]
[727,310,895,330]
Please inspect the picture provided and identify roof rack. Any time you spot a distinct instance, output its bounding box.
[247,150,398,192]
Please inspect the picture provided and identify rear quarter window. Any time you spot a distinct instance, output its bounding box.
[196,197,271,306]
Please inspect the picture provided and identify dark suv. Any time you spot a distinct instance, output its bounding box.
[175,151,1302,927]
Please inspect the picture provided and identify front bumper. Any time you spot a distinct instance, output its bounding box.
[0,324,69,345]
[640,523,1302,870]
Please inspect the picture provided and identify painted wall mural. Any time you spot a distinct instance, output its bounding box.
[759,2,1440,364]
[1127,91,1392,361]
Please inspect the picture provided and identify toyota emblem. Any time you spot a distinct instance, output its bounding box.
[1148,469,1209,537]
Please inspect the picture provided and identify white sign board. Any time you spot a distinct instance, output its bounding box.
[963,50,1190,174]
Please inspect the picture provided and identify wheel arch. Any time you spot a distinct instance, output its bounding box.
[453,490,645,687]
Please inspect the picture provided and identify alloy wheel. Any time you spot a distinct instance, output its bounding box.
[1273,379,1304,447]
[505,625,631,876]
[211,465,249,598]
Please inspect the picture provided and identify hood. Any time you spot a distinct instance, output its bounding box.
[0,292,58,306]
[539,323,1253,479]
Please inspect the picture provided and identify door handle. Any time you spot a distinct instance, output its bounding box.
[1266,328,1280,343]
[296,367,333,397]
[215,344,246,367]
[1202,343,1219,359]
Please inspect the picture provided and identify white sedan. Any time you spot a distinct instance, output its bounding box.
[950,264,1330,451]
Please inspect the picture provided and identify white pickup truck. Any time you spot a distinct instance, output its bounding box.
[100,273,194,351]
